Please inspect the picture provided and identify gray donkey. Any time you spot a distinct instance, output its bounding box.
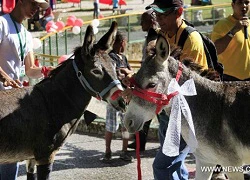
[123,33,250,179]
[0,21,125,179]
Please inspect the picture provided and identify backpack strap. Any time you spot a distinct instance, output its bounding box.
[178,22,224,79]
[178,26,214,69]
[177,26,195,49]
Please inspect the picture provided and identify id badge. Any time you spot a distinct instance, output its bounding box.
[19,65,25,79]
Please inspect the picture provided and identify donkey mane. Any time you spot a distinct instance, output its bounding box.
[49,58,73,78]
[39,47,82,83]
[170,45,221,81]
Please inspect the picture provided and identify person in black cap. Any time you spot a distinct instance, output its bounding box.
[146,0,209,179]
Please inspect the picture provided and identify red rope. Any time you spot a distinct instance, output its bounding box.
[136,132,142,180]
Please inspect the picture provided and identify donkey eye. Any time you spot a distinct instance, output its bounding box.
[91,68,102,75]
[146,83,156,89]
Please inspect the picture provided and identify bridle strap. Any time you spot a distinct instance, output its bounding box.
[129,62,183,114]
[72,60,121,100]
[176,61,183,82]
[131,85,178,114]
[99,79,121,98]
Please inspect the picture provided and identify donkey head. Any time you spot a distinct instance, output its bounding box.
[75,21,125,111]
[124,34,173,132]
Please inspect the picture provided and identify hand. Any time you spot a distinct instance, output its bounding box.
[3,78,21,88]
[119,67,133,76]
[231,16,249,34]
[122,76,131,87]
[116,69,126,81]
[41,66,55,77]
[0,67,21,88]
[121,88,133,104]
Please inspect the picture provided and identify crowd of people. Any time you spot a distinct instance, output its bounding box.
[0,0,249,179]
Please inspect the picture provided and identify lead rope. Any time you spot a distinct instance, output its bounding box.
[136,132,142,180]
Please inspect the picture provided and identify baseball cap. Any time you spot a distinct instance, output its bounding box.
[35,0,49,9]
[146,0,183,13]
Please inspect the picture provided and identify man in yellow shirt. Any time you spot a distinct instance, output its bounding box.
[211,0,250,81]
[148,1,208,69]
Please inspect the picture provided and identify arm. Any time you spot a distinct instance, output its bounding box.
[24,51,54,79]
[119,67,133,76]
[214,17,248,54]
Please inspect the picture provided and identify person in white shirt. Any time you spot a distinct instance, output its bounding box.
[0,0,52,179]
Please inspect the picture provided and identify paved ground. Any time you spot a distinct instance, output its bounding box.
[17,132,196,180]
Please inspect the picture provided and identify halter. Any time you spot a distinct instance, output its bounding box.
[72,60,121,100]
[130,62,183,114]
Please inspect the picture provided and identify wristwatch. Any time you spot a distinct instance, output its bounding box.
[227,31,234,38]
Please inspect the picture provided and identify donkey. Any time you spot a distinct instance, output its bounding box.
[0,21,124,179]
[123,33,250,179]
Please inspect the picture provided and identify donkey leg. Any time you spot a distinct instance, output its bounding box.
[36,152,56,180]
[195,159,215,180]
[26,159,37,180]
[36,163,53,180]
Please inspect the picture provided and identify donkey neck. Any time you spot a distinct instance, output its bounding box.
[167,58,192,83]
[54,60,92,111]
[167,58,223,95]
[36,61,91,125]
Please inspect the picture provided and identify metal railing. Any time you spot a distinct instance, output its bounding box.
[35,3,231,64]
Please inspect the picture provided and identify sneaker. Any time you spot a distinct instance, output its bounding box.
[101,152,112,162]
[119,151,133,161]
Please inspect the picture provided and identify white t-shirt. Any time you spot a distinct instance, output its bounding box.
[0,14,33,90]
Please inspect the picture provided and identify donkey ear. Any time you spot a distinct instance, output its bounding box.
[96,21,118,50]
[155,34,170,64]
[82,25,95,56]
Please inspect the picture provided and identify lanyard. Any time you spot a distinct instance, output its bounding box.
[10,15,26,62]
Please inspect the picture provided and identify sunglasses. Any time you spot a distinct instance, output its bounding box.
[151,8,175,19]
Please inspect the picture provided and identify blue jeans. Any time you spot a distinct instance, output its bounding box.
[153,110,189,180]
[112,0,118,9]
[0,163,19,180]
